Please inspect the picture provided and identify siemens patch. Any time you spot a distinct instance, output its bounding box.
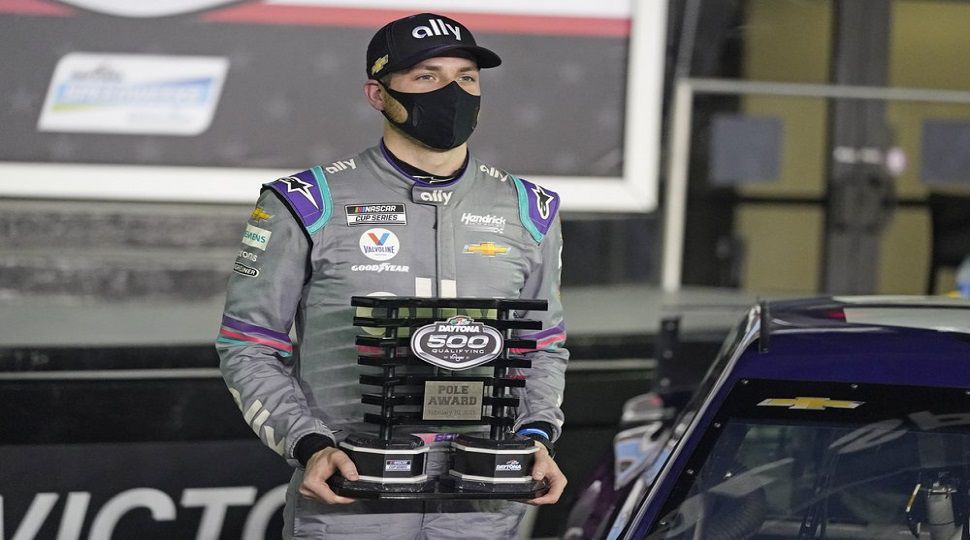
[345,203,407,226]
[242,224,271,251]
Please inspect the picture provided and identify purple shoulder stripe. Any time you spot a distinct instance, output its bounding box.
[519,321,567,341]
[263,169,324,229]
[221,315,290,343]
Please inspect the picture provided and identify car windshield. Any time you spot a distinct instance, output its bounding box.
[647,379,970,540]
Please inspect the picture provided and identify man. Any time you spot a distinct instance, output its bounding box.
[217,12,568,539]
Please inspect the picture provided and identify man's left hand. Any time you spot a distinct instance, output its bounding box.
[527,442,567,505]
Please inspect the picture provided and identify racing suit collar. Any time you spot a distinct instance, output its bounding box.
[379,139,468,186]
[367,142,477,208]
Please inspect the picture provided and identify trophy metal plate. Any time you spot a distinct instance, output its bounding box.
[422,380,484,421]
[326,297,551,500]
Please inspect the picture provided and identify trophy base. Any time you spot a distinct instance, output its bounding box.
[440,474,549,498]
[338,433,429,484]
[327,475,548,500]
[329,433,550,500]
[327,474,437,496]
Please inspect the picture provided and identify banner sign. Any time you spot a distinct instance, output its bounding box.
[0,0,664,211]
[39,53,229,136]
[0,440,292,540]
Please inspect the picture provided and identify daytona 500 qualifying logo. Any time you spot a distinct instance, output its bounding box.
[410,316,503,371]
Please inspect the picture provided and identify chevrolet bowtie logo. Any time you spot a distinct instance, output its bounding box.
[757,397,863,410]
[371,54,388,75]
[463,242,509,257]
[250,207,272,221]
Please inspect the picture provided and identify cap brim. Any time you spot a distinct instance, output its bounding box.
[394,44,502,73]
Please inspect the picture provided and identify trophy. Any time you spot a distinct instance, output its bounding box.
[327,296,550,500]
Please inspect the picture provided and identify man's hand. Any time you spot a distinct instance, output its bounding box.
[527,442,567,505]
[298,447,359,504]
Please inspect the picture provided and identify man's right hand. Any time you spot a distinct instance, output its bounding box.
[298,447,359,504]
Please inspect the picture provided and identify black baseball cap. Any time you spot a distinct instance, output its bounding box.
[366,13,502,80]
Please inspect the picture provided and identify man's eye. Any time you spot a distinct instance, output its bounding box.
[459,75,477,83]
[415,74,434,80]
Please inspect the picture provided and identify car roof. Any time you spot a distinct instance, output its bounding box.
[733,296,970,387]
[770,295,970,332]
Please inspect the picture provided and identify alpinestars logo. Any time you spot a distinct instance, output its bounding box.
[411,18,462,40]
[280,176,317,209]
[532,185,553,220]
[461,213,506,234]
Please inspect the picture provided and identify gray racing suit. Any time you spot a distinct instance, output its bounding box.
[216,143,568,539]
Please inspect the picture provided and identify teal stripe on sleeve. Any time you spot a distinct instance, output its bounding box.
[216,337,292,357]
[512,176,543,243]
[306,166,333,233]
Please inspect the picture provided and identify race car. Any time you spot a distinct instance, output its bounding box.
[566,296,970,539]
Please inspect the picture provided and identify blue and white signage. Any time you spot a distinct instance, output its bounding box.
[38,52,229,136]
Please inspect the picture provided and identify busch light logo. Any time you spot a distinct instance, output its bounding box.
[410,315,503,371]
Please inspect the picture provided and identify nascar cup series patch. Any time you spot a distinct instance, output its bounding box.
[410,315,503,371]
[345,203,407,226]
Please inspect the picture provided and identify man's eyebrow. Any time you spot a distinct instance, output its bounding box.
[405,63,443,73]
[407,63,479,73]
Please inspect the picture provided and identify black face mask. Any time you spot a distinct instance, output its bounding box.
[380,81,481,150]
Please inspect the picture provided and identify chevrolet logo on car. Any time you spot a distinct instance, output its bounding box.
[758,397,864,410]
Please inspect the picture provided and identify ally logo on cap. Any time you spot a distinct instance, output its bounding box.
[411,18,463,40]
